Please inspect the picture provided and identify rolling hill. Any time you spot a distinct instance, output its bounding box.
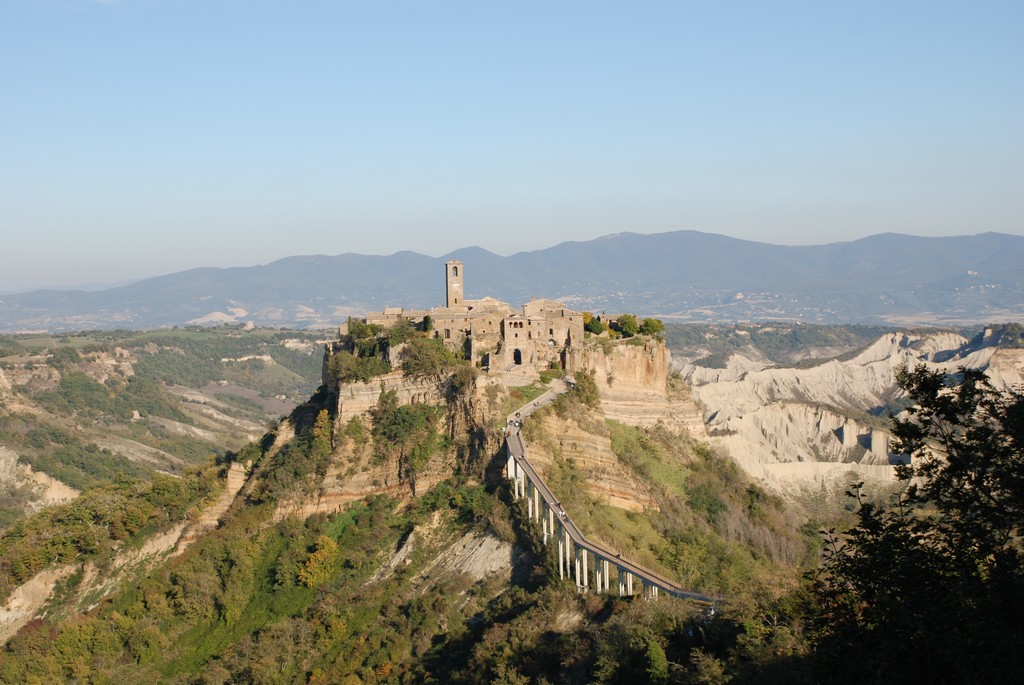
[1,230,1022,332]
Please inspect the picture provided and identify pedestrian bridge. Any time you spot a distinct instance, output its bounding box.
[504,385,715,603]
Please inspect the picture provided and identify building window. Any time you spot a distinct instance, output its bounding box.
[452,265,458,276]
[549,328,554,335]
[445,329,451,339]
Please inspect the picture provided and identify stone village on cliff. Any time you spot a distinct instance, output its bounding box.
[355,259,585,371]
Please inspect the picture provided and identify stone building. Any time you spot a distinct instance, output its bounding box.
[362,259,583,370]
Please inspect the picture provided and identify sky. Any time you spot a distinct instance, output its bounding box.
[1,0,1022,293]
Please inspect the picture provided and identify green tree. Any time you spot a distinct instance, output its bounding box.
[811,364,1024,684]
[311,409,333,478]
[328,350,390,384]
[298,535,340,587]
[584,312,605,335]
[400,337,461,380]
[639,317,664,336]
[644,638,669,685]
[369,389,442,494]
[572,370,601,408]
[449,364,478,399]
[617,314,640,337]
[345,317,381,342]
[388,317,415,346]
[892,365,1024,554]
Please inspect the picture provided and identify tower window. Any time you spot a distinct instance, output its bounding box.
[452,266,458,276]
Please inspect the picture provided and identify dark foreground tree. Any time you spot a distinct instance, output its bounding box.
[811,364,1024,684]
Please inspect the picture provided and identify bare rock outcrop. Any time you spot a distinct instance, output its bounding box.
[277,372,495,520]
[0,566,76,645]
[328,371,443,429]
[565,338,669,394]
[680,331,1015,499]
[566,338,707,437]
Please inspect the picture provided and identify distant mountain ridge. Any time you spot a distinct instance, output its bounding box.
[1,230,1022,332]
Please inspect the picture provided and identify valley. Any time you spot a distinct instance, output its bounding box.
[673,323,1024,513]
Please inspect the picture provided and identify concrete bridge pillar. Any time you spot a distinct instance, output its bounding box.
[510,460,519,500]
[617,567,625,596]
[575,547,582,590]
[594,556,602,594]
[557,524,565,578]
[582,548,589,589]
[565,528,572,582]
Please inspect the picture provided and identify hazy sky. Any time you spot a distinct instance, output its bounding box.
[1,0,1022,292]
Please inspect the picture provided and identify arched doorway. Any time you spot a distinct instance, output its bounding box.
[513,349,523,365]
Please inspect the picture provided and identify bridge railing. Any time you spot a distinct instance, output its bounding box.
[503,404,714,604]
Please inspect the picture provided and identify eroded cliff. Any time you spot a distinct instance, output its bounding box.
[679,330,1024,501]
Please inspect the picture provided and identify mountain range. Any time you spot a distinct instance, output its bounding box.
[2,230,1023,332]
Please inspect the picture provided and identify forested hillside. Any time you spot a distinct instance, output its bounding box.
[0,327,326,524]
[0,329,826,683]
[0,323,1020,683]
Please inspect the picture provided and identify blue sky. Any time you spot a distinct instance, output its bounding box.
[1,0,1022,292]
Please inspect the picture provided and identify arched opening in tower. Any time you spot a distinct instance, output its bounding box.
[513,349,523,365]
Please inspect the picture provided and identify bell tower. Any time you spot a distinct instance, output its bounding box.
[446,259,464,308]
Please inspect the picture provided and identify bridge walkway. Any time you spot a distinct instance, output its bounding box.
[503,381,714,603]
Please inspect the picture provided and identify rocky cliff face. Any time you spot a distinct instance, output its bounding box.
[519,414,657,513]
[566,338,707,438]
[288,338,694,519]
[565,338,670,393]
[678,331,1021,501]
[499,337,705,513]
[279,371,504,520]
[327,371,443,429]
